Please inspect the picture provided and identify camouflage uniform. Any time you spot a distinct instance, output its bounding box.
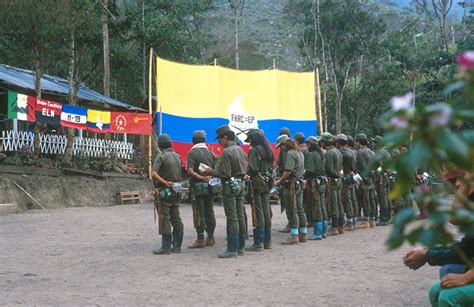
[324,136,344,234]
[356,133,377,228]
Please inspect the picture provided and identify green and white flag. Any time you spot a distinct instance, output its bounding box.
[7,91,35,121]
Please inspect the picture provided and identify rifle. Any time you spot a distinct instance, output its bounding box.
[249,180,258,228]
[289,180,296,219]
[326,179,332,217]
[310,179,319,222]
[190,186,201,229]
[154,188,164,235]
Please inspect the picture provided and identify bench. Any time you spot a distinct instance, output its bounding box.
[116,191,141,205]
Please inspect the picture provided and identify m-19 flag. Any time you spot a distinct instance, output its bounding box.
[60,105,87,129]
[87,109,110,133]
[7,91,36,122]
[110,112,152,135]
[35,98,62,125]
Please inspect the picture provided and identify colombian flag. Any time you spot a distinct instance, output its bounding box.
[155,57,318,163]
[86,109,110,133]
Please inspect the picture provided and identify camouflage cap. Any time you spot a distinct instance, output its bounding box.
[245,128,261,143]
[335,133,347,141]
[192,130,206,139]
[347,135,354,142]
[373,135,384,144]
[294,132,305,141]
[158,134,172,144]
[215,125,231,139]
[279,127,291,137]
[275,134,289,148]
[355,133,368,141]
[320,132,334,142]
[305,136,317,143]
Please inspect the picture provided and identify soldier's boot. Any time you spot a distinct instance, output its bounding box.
[171,231,183,253]
[282,228,299,245]
[376,209,389,226]
[308,222,323,240]
[279,223,291,233]
[357,219,370,229]
[264,227,272,249]
[344,218,355,231]
[245,228,264,252]
[337,219,345,235]
[298,227,308,243]
[153,234,172,255]
[217,235,238,258]
[188,233,206,249]
[327,227,339,236]
[238,235,246,256]
[370,220,376,228]
[205,234,216,247]
[322,220,329,239]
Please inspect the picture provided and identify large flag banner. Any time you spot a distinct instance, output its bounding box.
[35,98,62,125]
[110,112,152,135]
[7,91,36,122]
[60,105,87,129]
[155,56,317,162]
[87,109,110,133]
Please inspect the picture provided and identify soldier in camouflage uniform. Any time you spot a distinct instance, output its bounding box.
[335,134,358,231]
[373,135,392,226]
[347,136,360,223]
[305,136,329,240]
[321,132,344,235]
[245,129,274,251]
[355,133,377,229]
[186,130,217,248]
[203,125,247,258]
[151,134,184,255]
[295,132,312,226]
[277,127,291,233]
[275,135,308,245]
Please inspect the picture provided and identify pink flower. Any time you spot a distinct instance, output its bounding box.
[389,116,408,129]
[390,93,414,112]
[457,51,474,71]
[429,104,452,127]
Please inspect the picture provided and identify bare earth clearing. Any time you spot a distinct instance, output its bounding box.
[0,203,437,306]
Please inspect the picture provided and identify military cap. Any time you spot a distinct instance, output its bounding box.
[294,132,305,142]
[215,125,232,139]
[305,136,317,143]
[245,128,261,143]
[275,134,289,148]
[315,136,321,142]
[347,135,354,142]
[158,134,172,144]
[355,133,368,141]
[373,135,384,144]
[320,132,334,142]
[192,130,206,139]
[279,127,291,137]
[335,133,347,141]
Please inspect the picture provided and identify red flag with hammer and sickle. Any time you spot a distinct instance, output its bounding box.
[110,112,152,135]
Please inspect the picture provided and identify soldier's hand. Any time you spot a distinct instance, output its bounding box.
[202,176,212,182]
[201,168,213,176]
[403,247,428,270]
[165,181,173,189]
[244,174,250,181]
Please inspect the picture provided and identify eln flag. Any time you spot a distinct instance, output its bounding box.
[7,91,36,121]
[35,98,62,125]
[60,105,87,129]
[87,109,110,133]
[110,112,152,135]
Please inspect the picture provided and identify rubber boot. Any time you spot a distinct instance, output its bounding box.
[217,235,238,258]
[188,233,206,249]
[245,228,264,252]
[308,222,323,240]
[322,221,329,239]
[171,231,183,253]
[264,227,272,249]
[153,234,172,255]
[205,234,216,246]
[376,209,389,226]
[238,236,246,255]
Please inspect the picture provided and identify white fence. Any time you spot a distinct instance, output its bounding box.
[0,130,134,159]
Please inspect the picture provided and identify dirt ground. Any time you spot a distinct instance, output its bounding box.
[0,202,438,306]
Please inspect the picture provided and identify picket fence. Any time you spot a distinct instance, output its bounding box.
[0,130,134,159]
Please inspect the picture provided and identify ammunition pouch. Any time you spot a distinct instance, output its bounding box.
[251,174,267,191]
[343,175,355,185]
[159,188,181,202]
[223,178,243,196]
[193,182,210,197]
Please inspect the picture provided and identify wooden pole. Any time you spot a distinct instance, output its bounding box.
[214,58,217,66]
[156,57,161,135]
[316,68,323,134]
[272,59,276,69]
[159,106,163,135]
[148,48,153,179]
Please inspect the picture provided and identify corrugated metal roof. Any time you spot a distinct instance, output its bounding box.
[0,64,145,112]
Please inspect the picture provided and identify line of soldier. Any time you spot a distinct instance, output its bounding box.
[150,125,406,258]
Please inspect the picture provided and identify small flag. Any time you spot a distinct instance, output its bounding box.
[7,91,36,122]
[86,109,110,133]
[35,98,62,126]
[60,105,87,129]
[110,112,152,135]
